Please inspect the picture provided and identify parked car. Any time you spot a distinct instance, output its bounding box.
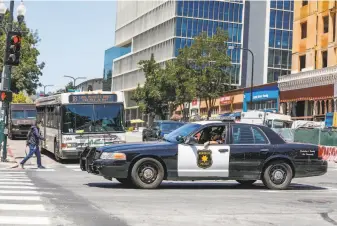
[80,120,328,190]
[142,120,185,141]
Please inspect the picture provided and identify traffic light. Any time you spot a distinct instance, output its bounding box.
[0,90,13,102]
[5,31,22,66]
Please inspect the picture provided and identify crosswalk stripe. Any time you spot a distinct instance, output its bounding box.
[0,185,38,190]
[0,179,31,182]
[64,165,79,169]
[0,204,45,211]
[0,172,26,174]
[0,196,41,201]
[73,169,82,171]
[0,190,39,194]
[32,169,55,172]
[0,216,50,225]
[0,182,34,185]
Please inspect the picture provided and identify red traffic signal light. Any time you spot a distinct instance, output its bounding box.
[5,31,22,66]
[11,35,21,44]
[0,90,13,102]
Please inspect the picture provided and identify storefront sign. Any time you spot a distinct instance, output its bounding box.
[244,89,278,102]
[191,99,198,106]
[220,96,232,104]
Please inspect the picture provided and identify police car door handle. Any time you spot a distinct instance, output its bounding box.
[218,149,228,153]
[260,149,269,153]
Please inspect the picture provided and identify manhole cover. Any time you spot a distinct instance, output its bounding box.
[298,199,332,204]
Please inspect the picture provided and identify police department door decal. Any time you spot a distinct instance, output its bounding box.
[197,150,213,169]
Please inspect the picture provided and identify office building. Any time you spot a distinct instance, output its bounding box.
[278,0,337,121]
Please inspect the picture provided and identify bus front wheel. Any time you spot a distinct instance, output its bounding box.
[54,140,62,162]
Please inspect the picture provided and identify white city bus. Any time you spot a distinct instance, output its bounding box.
[35,91,126,161]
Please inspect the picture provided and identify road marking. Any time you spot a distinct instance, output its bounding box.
[0,182,34,185]
[0,178,31,182]
[32,169,55,172]
[64,165,79,169]
[0,216,50,225]
[0,172,26,174]
[0,190,39,194]
[0,196,41,201]
[0,185,38,190]
[73,169,82,171]
[0,204,45,211]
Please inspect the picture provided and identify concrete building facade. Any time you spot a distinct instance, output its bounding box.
[74,78,103,92]
[278,0,337,121]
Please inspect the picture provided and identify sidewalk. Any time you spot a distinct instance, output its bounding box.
[0,143,19,169]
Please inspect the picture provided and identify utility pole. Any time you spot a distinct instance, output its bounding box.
[43,84,54,96]
[0,0,26,162]
[64,75,86,89]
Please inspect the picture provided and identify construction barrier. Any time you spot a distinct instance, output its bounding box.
[319,145,337,162]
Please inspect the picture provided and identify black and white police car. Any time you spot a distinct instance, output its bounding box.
[80,119,327,190]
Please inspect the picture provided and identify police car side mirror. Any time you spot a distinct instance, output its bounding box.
[186,136,198,144]
[204,141,210,149]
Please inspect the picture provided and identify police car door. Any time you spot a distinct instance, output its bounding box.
[177,125,230,178]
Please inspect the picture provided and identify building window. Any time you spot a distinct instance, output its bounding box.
[301,22,307,39]
[299,55,306,71]
[302,0,308,6]
[323,16,329,33]
[322,51,328,68]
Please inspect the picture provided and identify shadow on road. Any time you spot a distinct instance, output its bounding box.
[85,181,328,190]
[41,149,79,165]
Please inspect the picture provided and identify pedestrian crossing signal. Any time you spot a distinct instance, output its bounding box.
[5,31,22,66]
[0,90,13,102]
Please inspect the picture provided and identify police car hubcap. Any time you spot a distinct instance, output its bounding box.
[138,162,158,184]
[270,165,287,185]
[143,168,154,179]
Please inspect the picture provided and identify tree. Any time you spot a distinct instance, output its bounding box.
[164,58,196,121]
[12,91,29,103]
[65,82,74,91]
[182,28,233,118]
[0,11,45,95]
[131,53,172,120]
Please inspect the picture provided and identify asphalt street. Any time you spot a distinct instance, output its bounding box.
[1,139,337,226]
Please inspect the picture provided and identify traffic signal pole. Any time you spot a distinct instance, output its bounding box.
[0,0,14,162]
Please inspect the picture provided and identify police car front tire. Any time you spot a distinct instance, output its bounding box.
[236,180,256,185]
[262,161,293,190]
[130,158,164,189]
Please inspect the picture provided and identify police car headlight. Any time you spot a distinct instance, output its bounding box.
[100,152,126,160]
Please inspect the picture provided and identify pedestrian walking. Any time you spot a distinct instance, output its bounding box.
[20,121,45,169]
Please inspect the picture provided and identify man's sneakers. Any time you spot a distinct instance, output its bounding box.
[20,163,24,169]
[38,166,45,169]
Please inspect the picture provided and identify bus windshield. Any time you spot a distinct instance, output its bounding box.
[62,103,124,133]
[12,110,36,119]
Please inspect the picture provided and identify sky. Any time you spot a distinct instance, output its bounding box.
[19,0,117,93]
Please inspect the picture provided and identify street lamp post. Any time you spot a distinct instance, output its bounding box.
[228,45,255,110]
[0,0,26,162]
[43,84,54,96]
[64,75,86,88]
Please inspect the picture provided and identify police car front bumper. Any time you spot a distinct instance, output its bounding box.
[90,159,129,179]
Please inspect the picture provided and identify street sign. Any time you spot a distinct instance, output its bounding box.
[0,90,13,102]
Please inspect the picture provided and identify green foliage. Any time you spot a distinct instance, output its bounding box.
[182,28,232,117]
[131,54,171,120]
[65,82,74,91]
[12,91,29,103]
[0,10,45,95]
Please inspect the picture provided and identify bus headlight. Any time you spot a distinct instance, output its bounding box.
[100,152,126,160]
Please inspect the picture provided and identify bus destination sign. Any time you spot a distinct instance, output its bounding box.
[69,94,117,103]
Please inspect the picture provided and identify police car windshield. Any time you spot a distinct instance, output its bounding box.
[165,123,202,143]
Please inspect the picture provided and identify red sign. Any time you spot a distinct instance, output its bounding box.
[191,99,198,106]
[220,96,232,104]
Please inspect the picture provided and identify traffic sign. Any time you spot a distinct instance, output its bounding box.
[0,90,13,102]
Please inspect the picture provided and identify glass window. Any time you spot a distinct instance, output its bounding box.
[182,18,187,37]
[183,1,188,16]
[268,49,274,67]
[198,0,204,18]
[302,0,308,6]
[270,10,276,28]
[26,110,37,119]
[290,13,293,30]
[229,3,233,21]
[282,30,289,48]
[223,22,228,31]
[187,18,192,37]
[188,1,193,17]
[276,10,283,28]
[274,49,281,67]
[193,1,198,17]
[234,3,239,22]
[208,20,213,36]
[198,19,203,35]
[283,11,290,30]
[202,20,208,32]
[204,0,209,18]
[12,110,25,119]
[209,1,214,19]
[228,23,233,42]
[281,50,288,67]
[165,123,202,143]
[301,22,307,39]
[192,19,198,36]
[176,17,182,36]
[175,38,181,56]
[323,16,329,33]
[322,51,328,68]
[267,69,274,83]
[275,30,282,47]
[270,0,277,8]
[213,21,218,34]
[214,1,219,20]
[224,2,229,21]
[219,1,224,21]
[237,24,242,42]
[299,55,306,71]
[274,69,281,82]
[62,104,124,133]
[231,125,255,144]
[289,32,293,48]
[284,0,291,10]
[239,4,243,23]
[277,0,283,9]
[287,50,292,68]
[290,0,294,11]
[269,29,275,47]
[177,0,183,15]
[233,23,238,43]
[187,39,192,47]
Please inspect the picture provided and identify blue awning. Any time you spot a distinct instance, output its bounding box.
[219,112,241,117]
